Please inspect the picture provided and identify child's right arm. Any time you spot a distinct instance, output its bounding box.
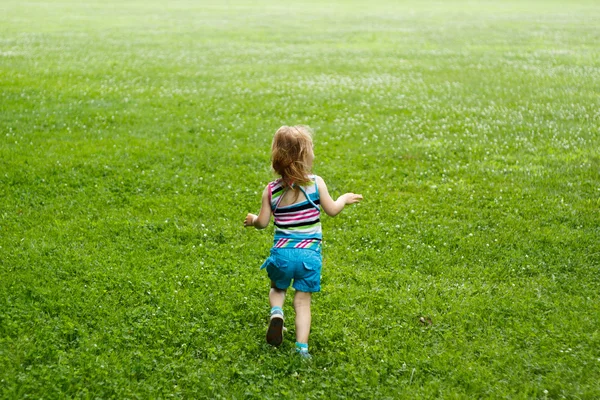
[243,185,271,229]
[316,176,362,217]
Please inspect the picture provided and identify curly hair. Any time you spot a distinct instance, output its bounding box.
[271,125,314,187]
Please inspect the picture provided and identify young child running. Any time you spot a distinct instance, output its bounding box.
[244,125,362,358]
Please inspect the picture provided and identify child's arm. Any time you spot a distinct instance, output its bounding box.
[316,176,362,217]
[244,185,271,229]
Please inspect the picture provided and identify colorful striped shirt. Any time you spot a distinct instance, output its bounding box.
[268,175,322,252]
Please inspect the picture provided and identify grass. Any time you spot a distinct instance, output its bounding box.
[1,0,599,398]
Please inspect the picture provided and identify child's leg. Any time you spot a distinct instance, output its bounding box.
[267,281,286,347]
[269,281,286,309]
[293,290,312,344]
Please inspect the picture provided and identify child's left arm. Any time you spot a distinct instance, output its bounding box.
[244,185,271,229]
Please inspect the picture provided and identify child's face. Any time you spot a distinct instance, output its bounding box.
[307,143,314,166]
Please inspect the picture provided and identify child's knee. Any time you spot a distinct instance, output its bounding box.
[293,291,312,308]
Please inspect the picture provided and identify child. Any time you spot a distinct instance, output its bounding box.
[244,125,362,358]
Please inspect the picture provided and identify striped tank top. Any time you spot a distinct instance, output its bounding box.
[268,175,322,252]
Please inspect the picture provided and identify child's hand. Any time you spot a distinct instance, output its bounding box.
[244,213,258,227]
[343,193,363,205]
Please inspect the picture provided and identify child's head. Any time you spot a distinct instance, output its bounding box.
[271,125,314,187]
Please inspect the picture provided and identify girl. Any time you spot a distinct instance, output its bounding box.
[244,125,362,358]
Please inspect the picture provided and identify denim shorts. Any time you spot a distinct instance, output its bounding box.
[260,247,322,292]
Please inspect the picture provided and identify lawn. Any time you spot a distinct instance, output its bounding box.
[1,0,599,398]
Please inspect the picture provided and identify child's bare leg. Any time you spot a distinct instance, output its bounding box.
[269,281,286,309]
[293,291,312,343]
[266,281,286,347]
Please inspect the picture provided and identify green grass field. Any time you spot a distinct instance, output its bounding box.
[1,0,599,398]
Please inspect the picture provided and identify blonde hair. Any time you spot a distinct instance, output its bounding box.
[271,125,314,187]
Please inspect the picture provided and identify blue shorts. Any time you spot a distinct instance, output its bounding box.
[260,248,322,293]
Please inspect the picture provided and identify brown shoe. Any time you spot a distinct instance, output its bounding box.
[266,314,284,347]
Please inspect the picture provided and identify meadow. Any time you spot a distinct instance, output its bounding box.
[1,0,599,398]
